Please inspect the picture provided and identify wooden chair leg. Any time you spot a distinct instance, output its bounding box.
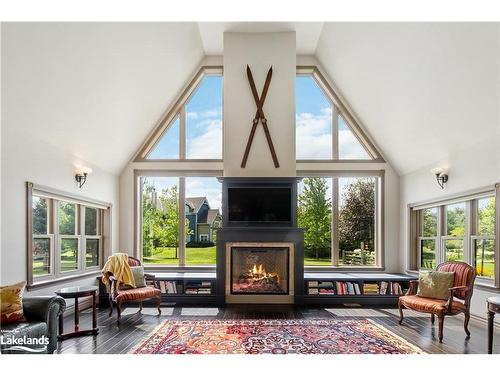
[139,301,143,313]
[438,314,444,343]
[157,296,162,315]
[431,314,435,324]
[398,301,404,324]
[117,302,122,323]
[464,312,471,337]
[108,299,114,317]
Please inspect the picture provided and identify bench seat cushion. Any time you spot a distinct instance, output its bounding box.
[115,286,160,304]
[399,295,464,314]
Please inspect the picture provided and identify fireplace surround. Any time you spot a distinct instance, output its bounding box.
[216,177,304,305]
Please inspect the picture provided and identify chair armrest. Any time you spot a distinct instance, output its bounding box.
[23,296,66,323]
[406,280,419,295]
[445,286,469,312]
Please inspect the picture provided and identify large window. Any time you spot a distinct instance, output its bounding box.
[295,69,380,162]
[140,174,222,266]
[298,174,381,268]
[28,183,108,286]
[411,188,498,285]
[138,67,223,161]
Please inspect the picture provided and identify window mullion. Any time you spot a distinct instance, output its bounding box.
[180,106,186,159]
[437,206,445,265]
[332,106,339,160]
[332,178,339,266]
[179,177,186,266]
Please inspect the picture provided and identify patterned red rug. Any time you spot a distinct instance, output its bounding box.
[132,319,423,354]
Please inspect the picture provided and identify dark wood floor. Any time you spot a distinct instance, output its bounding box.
[56,304,500,354]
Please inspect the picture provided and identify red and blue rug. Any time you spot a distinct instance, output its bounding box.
[132,319,423,354]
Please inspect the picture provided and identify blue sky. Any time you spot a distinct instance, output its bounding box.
[148,76,222,159]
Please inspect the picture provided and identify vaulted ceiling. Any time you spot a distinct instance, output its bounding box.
[3,22,499,176]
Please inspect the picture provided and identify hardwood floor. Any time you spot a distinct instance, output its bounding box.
[56,304,500,354]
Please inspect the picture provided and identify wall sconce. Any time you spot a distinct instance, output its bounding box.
[431,167,448,189]
[75,167,92,188]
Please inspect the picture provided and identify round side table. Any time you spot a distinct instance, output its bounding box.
[55,286,99,341]
[487,296,500,354]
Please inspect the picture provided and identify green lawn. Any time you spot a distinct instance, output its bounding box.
[144,246,216,265]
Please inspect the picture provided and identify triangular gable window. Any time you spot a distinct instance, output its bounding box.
[137,67,223,161]
[338,115,371,160]
[147,116,180,159]
[296,67,382,161]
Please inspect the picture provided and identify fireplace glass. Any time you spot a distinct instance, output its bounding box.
[231,247,289,294]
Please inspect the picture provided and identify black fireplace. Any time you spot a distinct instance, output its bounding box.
[216,177,304,305]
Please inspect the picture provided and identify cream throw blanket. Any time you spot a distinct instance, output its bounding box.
[101,253,136,288]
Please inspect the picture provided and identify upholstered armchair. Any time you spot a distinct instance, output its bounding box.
[1,296,66,354]
[106,256,161,322]
[398,261,476,343]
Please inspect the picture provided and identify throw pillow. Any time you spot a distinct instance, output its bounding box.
[0,281,26,324]
[130,266,146,288]
[417,270,455,300]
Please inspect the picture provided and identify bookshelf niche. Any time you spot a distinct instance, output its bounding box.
[304,273,416,306]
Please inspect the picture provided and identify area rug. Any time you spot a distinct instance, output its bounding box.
[131,319,423,354]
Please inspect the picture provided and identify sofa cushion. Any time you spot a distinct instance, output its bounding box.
[417,270,454,300]
[0,281,26,324]
[115,286,161,304]
[399,295,464,314]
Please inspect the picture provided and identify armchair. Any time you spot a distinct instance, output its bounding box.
[1,296,66,354]
[106,256,161,322]
[398,261,476,343]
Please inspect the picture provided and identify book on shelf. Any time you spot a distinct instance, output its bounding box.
[380,281,388,295]
[363,283,379,295]
[201,281,212,287]
[185,288,199,294]
[308,288,319,295]
[197,288,212,294]
[354,283,361,295]
[308,281,319,288]
[318,281,334,288]
[319,288,335,295]
[159,281,166,293]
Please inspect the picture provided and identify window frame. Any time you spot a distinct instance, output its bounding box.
[408,184,500,288]
[27,182,110,287]
[134,66,224,163]
[135,170,223,270]
[297,169,385,271]
[295,66,384,163]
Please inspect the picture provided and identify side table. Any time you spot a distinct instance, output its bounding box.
[55,286,99,341]
[487,296,500,354]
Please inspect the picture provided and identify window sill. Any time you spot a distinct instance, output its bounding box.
[304,266,386,272]
[27,270,101,290]
[405,269,499,291]
[144,265,216,273]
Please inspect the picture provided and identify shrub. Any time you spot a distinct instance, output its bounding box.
[186,241,215,248]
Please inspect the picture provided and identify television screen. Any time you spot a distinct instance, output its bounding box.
[228,187,292,223]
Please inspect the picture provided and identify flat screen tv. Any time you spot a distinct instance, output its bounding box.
[227,187,292,224]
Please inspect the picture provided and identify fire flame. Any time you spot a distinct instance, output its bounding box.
[248,264,279,282]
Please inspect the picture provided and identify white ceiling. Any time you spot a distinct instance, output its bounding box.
[3,22,499,176]
[316,22,500,175]
[197,22,324,55]
[2,22,204,174]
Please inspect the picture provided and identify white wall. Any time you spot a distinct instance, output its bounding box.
[400,136,500,318]
[223,32,296,177]
[1,26,120,300]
